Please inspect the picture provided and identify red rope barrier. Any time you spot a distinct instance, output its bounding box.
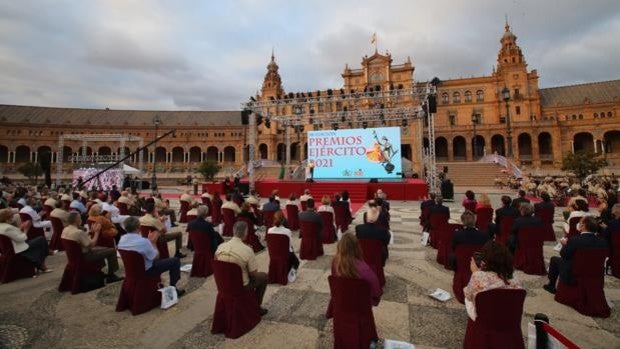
[541,322,580,349]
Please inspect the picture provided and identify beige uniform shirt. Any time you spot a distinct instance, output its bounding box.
[215,237,257,286]
[139,213,165,232]
[180,193,194,204]
[61,225,91,253]
[221,201,241,215]
[44,198,57,207]
[50,208,69,225]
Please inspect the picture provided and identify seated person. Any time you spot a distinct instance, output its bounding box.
[70,192,87,214]
[476,194,492,210]
[462,190,477,211]
[51,196,71,226]
[331,233,382,306]
[299,198,323,233]
[356,207,391,265]
[238,202,259,226]
[187,205,223,253]
[564,199,591,235]
[88,204,118,242]
[534,191,555,213]
[201,188,214,201]
[452,210,490,252]
[509,203,542,252]
[0,208,51,273]
[491,195,519,237]
[139,203,185,258]
[152,193,177,226]
[464,241,522,320]
[261,196,280,213]
[100,194,129,225]
[317,195,335,215]
[179,190,195,206]
[245,190,260,206]
[267,211,300,271]
[286,193,299,208]
[118,216,185,296]
[511,190,530,210]
[19,197,52,229]
[215,221,268,316]
[221,194,242,215]
[61,212,123,283]
[543,216,609,294]
[299,189,313,204]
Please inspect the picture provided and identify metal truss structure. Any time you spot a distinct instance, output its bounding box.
[56,134,144,187]
[241,83,439,194]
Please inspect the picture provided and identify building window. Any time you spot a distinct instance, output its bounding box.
[578,114,583,120]
[594,113,599,118]
[515,106,521,115]
[464,91,472,103]
[441,93,449,104]
[449,114,456,126]
[476,90,484,102]
[453,92,461,103]
[609,111,614,117]
[572,115,577,120]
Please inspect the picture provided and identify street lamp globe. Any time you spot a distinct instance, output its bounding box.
[501,87,510,102]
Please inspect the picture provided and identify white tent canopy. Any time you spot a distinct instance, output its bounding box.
[122,164,141,175]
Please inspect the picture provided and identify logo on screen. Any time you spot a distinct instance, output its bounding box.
[366,130,398,174]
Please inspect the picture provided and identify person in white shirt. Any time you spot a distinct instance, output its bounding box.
[0,208,50,272]
[100,194,130,225]
[221,194,242,215]
[564,199,591,234]
[19,198,52,229]
[317,195,335,215]
[267,211,300,271]
[201,189,214,201]
[180,190,195,205]
[246,190,260,206]
[299,189,312,203]
[286,192,300,208]
[43,193,57,208]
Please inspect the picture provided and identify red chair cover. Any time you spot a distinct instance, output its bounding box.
[436,223,463,269]
[186,215,197,222]
[211,260,261,338]
[0,234,36,283]
[610,229,620,279]
[535,206,556,241]
[567,217,580,239]
[117,202,129,215]
[319,211,337,244]
[139,225,170,259]
[428,212,449,249]
[237,216,263,252]
[201,197,213,217]
[49,217,65,251]
[420,206,431,227]
[285,204,300,231]
[222,208,235,237]
[453,244,483,303]
[179,200,190,223]
[116,249,161,315]
[496,216,515,245]
[555,248,610,318]
[359,239,386,288]
[188,230,214,277]
[19,213,45,240]
[58,239,104,294]
[327,275,378,349]
[343,202,353,225]
[87,219,115,248]
[513,226,547,275]
[463,201,477,212]
[263,210,275,229]
[266,234,291,285]
[211,200,223,225]
[475,207,493,233]
[333,205,349,233]
[463,289,526,349]
[299,220,323,260]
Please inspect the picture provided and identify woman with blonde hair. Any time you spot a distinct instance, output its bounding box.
[476,193,492,210]
[317,195,334,215]
[88,204,118,240]
[332,233,382,305]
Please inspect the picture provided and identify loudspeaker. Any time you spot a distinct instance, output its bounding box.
[428,95,437,114]
[241,109,250,125]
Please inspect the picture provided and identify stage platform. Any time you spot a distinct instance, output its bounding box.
[202,179,428,202]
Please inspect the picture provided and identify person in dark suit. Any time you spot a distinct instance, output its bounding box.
[452,210,490,250]
[356,207,391,265]
[261,196,280,213]
[601,203,620,245]
[420,193,436,211]
[429,196,450,217]
[420,193,436,230]
[511,190,530,210]
[374,197,390,228]
[491,195,519,236]
[534,191,555,213]
[543,216,609,293]
[509,203,542,252]
[299,198,323,246]
[186,205,223,253]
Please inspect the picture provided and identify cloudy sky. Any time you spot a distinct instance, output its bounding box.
[1,0,619,111]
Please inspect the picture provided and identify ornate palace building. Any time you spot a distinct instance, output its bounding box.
[1,22,619,179]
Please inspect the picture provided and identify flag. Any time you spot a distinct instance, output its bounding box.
[370,32,377,44]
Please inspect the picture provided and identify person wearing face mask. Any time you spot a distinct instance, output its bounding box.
[543,216,609,294]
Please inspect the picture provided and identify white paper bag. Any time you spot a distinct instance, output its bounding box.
[428,288,451,302]
[384,339,415,349]
[553,242,562,252]
[421,232,430,246]
[180,264,192,272]
[389,231,394,245]
[337,228,343,241]
[288,268,297,283]
[164,216,172,231]
[159,285,178,309]
[217,223,223,235]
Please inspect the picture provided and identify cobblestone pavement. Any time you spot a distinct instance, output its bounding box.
[1,190,619,348]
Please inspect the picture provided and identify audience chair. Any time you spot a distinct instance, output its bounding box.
[0,234,36,283]
[333,205,349,233]
[535,206,556,241]
[496,216,516,245]
[49,217,65,251]
[188,230,214,277]
[266,234,291,285]
[262,210,276,229]
[428,212,449,249]
[211,260,261,339]
[453,244,484,303]
[58,239,105,294]
[299,220,323,260]
[475,207,493,234]
[221,208,235,237]
[179,200,190,223]
[18,213,45,240]
[139,225,170,259]
[211,200,223,225]
[285,204,300,231]
[566,217,581,240]
[513,226,547,275]
[358,239,386,288]
[236,216,263,252]
[116,249,161,315]
[319,211,337,244]
[437,223,463,270]
[610,229,620,279]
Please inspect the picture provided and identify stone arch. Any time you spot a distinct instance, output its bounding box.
[189,146,201,162]
[62,146,73,162]
[453,136,466,160]
[0,145,8,163]
[15,145,30,163]
[435,137,448,160]
[472,135,485,159]
[573,132,594,153]
[223,146,235,162]
[491,134,505,156]
[259,143,268,160]
[538,132,553,162]
[206,146,218,162]
[518,133,533,160]
[155,146,167,162]
[171,147,184,162]
[604,130,620,154]
[276,143,285,162]
[290,142,300,161]
[98,146,112,155]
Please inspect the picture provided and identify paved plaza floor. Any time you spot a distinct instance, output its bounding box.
[1,190,619,348]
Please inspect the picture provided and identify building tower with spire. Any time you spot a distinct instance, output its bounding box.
[261,50,285,99]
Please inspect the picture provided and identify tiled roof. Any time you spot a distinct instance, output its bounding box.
[539,79,620,107]
[0,105,242,127]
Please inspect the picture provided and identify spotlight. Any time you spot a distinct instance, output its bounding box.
[375,85,381,91]
[332,123,339,130]
[341,115,345,122]
[327,89,333,96]
[402,119,408,127]
[265,118,271,128]
[250,96,256,102]
[317,90,321,96]
[362,121,368,129]
[308,92,313,97]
